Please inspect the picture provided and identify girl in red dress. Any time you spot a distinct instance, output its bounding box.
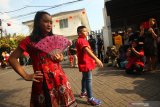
[9,11,77,107]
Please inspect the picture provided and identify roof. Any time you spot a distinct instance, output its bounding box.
[52,8,85,17]
[22,8,85,24]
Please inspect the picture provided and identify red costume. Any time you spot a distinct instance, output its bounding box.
[76,36,96,72]
[19,36,77,107]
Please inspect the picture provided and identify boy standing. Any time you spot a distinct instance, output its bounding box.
[76,26,103,106]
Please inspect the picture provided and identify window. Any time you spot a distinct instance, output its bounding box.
[59,19,68,29]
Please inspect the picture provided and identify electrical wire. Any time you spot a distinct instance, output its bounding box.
[0,5,68,14]
[0,6,28,14]
[2,0,84,21]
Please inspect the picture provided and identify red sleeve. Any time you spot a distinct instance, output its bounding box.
[78,39,89,51]
[19,36,30,52]
[139,50,144,57]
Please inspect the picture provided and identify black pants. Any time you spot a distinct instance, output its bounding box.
[98,50,103,62]
[125,64,144,74]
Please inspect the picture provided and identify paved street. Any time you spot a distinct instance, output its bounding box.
[0,62,160,107]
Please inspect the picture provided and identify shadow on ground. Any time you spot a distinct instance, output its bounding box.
[95,65,160,101]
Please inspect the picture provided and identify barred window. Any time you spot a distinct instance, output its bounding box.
[59,19,68,29]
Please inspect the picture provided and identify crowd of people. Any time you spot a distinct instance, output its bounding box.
[104,18,160,74]
[0,50,31,68]
[0,51,10,68]
[68,17,160,76]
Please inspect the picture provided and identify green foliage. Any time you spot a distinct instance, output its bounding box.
[0,35,26,52]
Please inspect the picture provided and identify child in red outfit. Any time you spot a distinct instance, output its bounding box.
[68,49,74,67]
[9,11,77,107]
[76,26,103,106]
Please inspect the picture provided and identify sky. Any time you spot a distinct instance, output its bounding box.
[0,0,104,35]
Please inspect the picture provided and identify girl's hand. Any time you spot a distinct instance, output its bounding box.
[51,53,64,62]
[148,27,153,33]
[25,71,43,82]
[148,27,157,39]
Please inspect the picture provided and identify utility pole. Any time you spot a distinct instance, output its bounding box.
[0,19,2,38]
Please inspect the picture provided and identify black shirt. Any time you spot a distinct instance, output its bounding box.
[88,38,96,50]
[97,38,103,51]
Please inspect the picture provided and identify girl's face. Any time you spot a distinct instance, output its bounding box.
[79,28,88,37]
[149,19,156,26]
[132,41,137,48]
[39,14,52,34]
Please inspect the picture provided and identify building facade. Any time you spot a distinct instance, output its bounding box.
[23,9,90,40]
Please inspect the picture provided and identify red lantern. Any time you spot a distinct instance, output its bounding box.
[56,20,59,22]
[69,16,72,19]
[7,23,11,26]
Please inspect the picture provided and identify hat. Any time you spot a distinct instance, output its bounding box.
[112,32,115,34]
[118,31,123,33]
[139,42,144,45]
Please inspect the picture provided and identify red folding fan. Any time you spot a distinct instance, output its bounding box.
[34,35,71,55]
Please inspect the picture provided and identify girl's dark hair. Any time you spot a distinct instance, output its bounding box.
[77,26,86,35]
[30,11,53,42]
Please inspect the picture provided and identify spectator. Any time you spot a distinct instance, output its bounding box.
[97,35,104,62]
[88,35,96,54]
[104,46,112,64]
[117,45,128,69]
[22,51,30,66]
[68,40,78,67]
[123,28,134,47]
[125,39,144,74]
[113,32,123,50]
[143,18,158,71]
[105,46,118,67]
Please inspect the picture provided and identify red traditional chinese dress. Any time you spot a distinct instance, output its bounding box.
[19,36,77,107]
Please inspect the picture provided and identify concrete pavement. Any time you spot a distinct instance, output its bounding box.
[0,63,160,107]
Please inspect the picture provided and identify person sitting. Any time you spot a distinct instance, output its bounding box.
[110,46,118,67]
[125,39,144,74]
[104,46,112,64]
[105,46,118,67]
[117,45,128,69]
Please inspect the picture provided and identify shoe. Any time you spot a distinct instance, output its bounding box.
[79,92,87,98]
[74,65,78,68]
[87,97,101,106]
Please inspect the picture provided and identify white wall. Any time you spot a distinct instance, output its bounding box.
[103,1,112,53]
[52,15,81,37]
